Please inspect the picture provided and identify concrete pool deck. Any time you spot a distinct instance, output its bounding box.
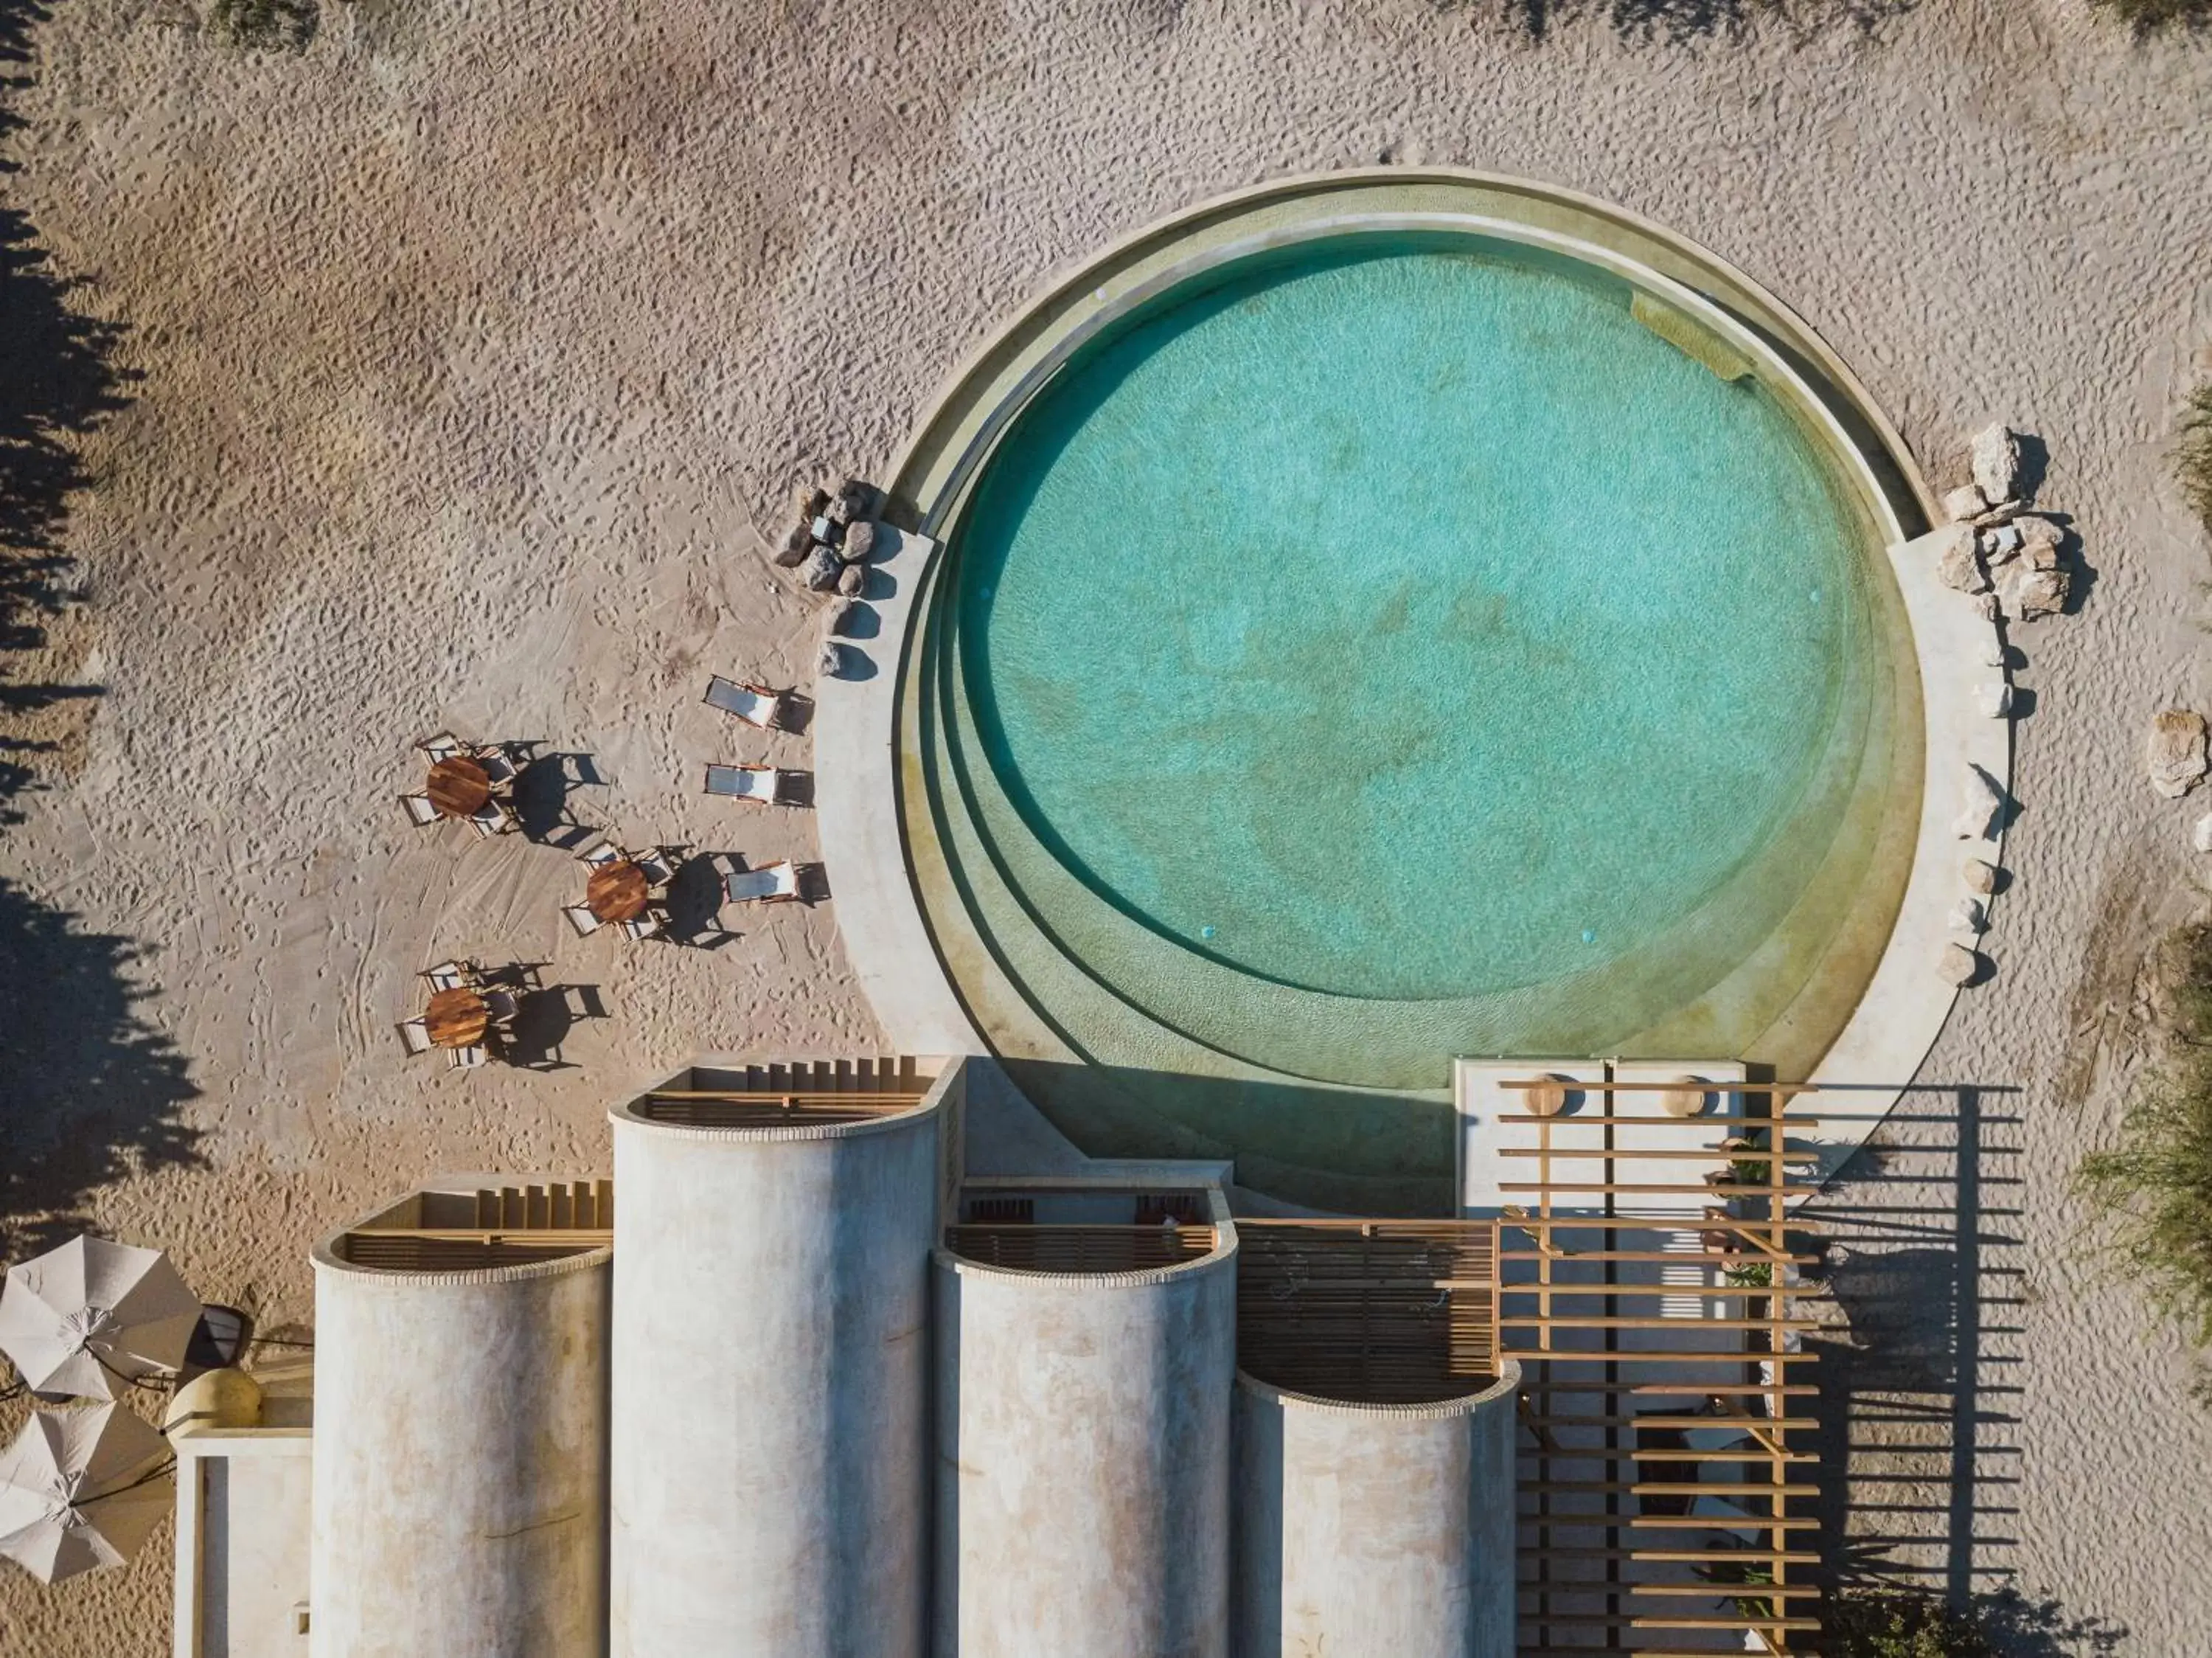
[818,170,2007,1196]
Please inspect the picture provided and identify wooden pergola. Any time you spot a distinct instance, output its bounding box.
[1495,1077,1823,1658]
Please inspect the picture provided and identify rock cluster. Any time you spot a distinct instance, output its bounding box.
[2147,709,2210,799]
[776,475,888,677]
[1922,424,2076,624]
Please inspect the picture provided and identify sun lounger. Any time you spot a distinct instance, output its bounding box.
[398,793,442,827]
[704,763,793,804]
[395,1018,434,1055]
[723,861,801,904]
[418,732,466,762]
[563,904,605,937]
[447,1044,487,1070]
[703,676,790,730]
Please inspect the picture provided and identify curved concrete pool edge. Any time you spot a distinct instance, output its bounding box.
[819,167,2006,1196]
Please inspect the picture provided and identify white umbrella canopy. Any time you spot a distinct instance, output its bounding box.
[0,1236,201,1401]
[0,1404,173,1584]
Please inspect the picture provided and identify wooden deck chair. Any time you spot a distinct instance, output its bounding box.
[619,911,666,942]
[703,676,789,730]
[633,848,677,887]
[467,800,513,838]
[704,763,790,804]
[563,904,605,937]
[723,861,800,904]
[577,841,621,869]
[417,731,465,762]
[447,1044,487,1070]
[398,792,442,827]
[482,989,518,1022]
[422,961,469,991]
[395,1017,434,1055]
[476,746,519,786]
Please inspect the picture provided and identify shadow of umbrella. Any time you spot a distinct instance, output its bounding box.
[661,856,734,946]
[511,752,601,848]
[501,985,605,1071]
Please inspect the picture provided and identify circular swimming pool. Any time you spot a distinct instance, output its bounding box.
[895,199,1924,1207]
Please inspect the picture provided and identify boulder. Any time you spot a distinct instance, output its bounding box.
[1937,942,1982,987]
[1916,524,1988,594]
[1973,629,2007,668]
[811,513,841,545]
[836,563,867,597]
[1941,483,1989,523]
[1975,681,2014,718]
[2147,709,2211,799]
[801,544,843,592]
[1954,764,2006,840]
[1963,857,1999,895]
[1980,523,2023,565]
[797,484,830,522]
[2014,513,2065,569]
[773,521,812,567]
[1969,423,2025,504]
[1970,591,2000,623]
[1971,499,2026,528]
[1995,560,2069,621]
[817,638,845,679]
[837,478,880,520]
[824,595,858,634]
[1948,895,1987,934]
[839,519,877,563]
[2196,814,2212,855]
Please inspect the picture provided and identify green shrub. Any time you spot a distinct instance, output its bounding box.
[2076,923,2212,1348]
[206,0,316,49]
[2181,383,2212,536]
[2093,0,2212,27]
[1829,1590,1994,1658]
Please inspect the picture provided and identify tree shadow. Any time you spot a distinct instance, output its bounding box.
[1477,0,1919,43]
[0,19,201,1266]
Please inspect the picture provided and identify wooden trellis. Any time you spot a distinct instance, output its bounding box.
[1496,1078,1823,1657]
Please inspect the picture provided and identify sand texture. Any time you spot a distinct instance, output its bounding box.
[3,0,2211,1649]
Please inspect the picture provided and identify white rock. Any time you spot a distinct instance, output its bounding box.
[1948,896,1987,934]
[1995,560,2069,622]
[2195,814,2212,855]
[800,544,843,592]
[1937,942,1981,986]
[1975,681,2014,718]
[824,597,858,635]
[1953,764,2006,840]
[2147,710,2211,799]
[817,639,845,678]
[1970,591,2000,623]
[1941,483,1989,522]
[1963,858,1998,895]
[1971,499,2026,528]
[1974,629,2007,667]
[2014,513,2064,567]
[1980,524,2023,563]
[1969,423,2025,504]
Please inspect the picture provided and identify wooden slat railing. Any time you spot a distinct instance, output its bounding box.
[945,1223,1215,1275]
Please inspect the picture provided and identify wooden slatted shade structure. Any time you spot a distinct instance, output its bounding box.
[1235,1220,1498,1406]
[944,1224,1216,1274]
[636,1055,929,1128]
[336,1179,615,1272]
[1495,1078,1822,1658]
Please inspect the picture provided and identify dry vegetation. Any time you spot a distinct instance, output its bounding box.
[2092,0,2212,27]
[2180,383,2212,535]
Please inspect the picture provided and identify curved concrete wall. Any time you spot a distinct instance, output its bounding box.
[934,1241,1237,1658]
[1232,1366,1520,1658]
[307,1244,611,1658]
[607,1100,940,1658]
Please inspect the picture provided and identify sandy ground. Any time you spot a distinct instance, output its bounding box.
[2,0,2211,1650]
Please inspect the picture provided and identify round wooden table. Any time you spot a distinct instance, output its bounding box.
[423,986,490,1050]
[587,861,650,923]
[425,756,493,819]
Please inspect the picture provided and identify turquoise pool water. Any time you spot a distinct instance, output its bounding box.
[950,237,1882,1021]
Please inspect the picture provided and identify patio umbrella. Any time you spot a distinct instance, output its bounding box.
[0,1404,173,1583]
[0,1237,201,1401]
